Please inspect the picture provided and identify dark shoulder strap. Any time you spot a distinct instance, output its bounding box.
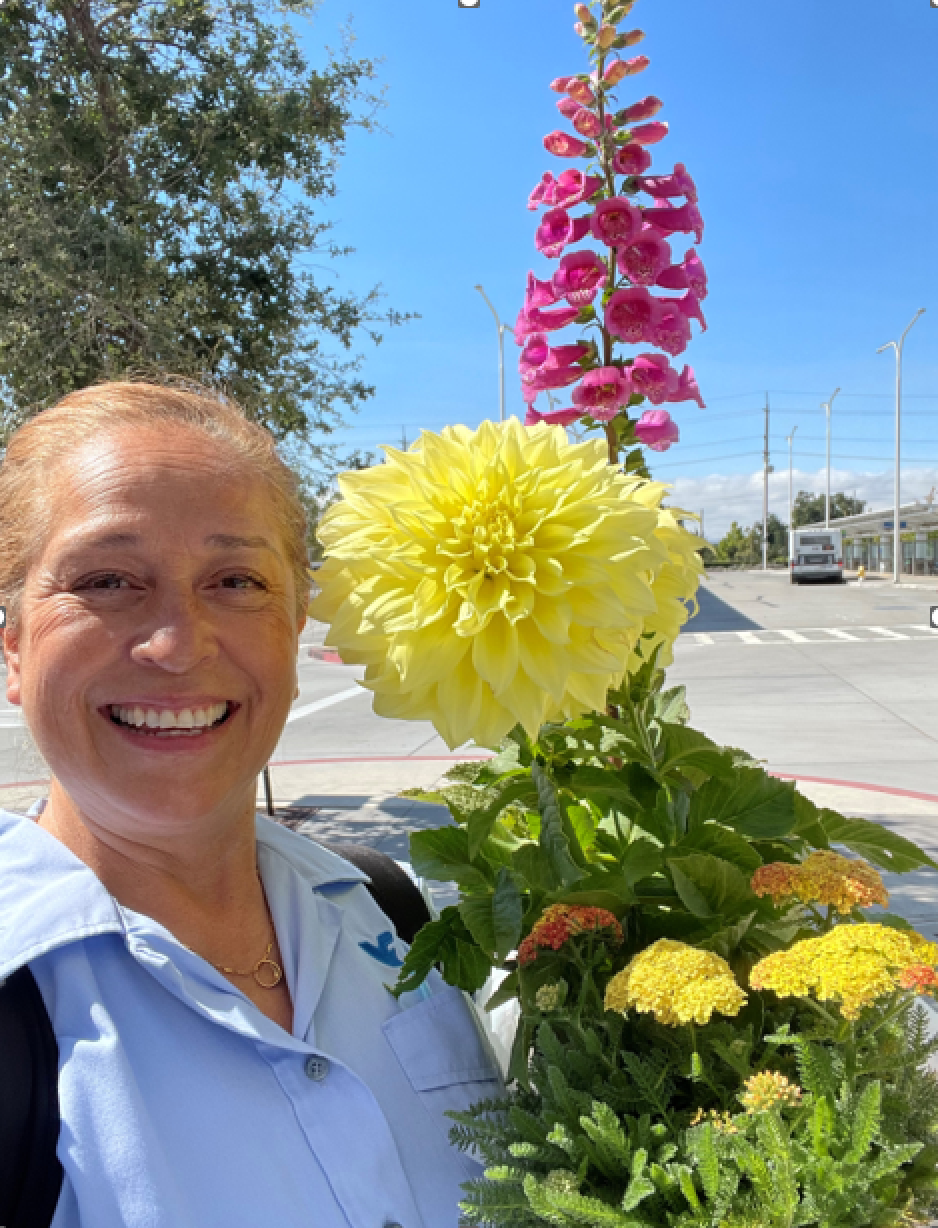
[315,842,432,945]
[0,966,63,1228]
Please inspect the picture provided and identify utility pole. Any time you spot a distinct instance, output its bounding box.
[475,285,507,422]
[762,394,770,570]
[787,426,798,566]
[401,426,408,451]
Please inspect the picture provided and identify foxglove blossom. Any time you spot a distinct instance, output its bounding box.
[677,290,707,330]
[647,300,691,357]
[527,172,556,210]
[572,108,602,139]
[553,249,608,306]
[629,120,669,145]
[552,168,602,209]
[556,96,582,121]
[572,366,633,420]
[667,364,706,408]
[656,247,708,298]
[544,130,593,158]
[617,227,671,285]
[565,79,596,105]
[535,207,591,257]
[644,200,704,242]
[515,302,581,343]
[634,409,680,452]
[638,161,697,201]
[618,95,663,123]
[590,196,642,246]
[613,142,652,176]
[525,406,582,427]
[520,334,589,378]
[605,286,657,343]
[525,271,560,308]
[630,353,679,404]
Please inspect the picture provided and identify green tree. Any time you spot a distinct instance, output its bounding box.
[793,490,866,527]
[0,0,405,450]
[712,513,788,566]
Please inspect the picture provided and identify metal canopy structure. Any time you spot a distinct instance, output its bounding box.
[802,495,938,577]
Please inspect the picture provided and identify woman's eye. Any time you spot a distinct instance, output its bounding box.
[78,574,132,591]
[220,574,266,590]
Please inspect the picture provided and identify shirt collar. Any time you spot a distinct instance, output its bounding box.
[0,808,368,981]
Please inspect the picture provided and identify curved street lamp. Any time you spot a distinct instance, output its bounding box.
[821,388,841,528]
[474,284,508,422]
[877,308,926,583]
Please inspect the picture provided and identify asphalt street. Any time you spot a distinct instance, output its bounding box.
[670,571,938,794]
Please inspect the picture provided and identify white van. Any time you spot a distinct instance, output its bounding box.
[789,528,844,584]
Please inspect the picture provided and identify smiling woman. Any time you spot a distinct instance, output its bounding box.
[0,381,500,1228]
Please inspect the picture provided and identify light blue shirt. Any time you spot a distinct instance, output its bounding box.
[0,807,502,1227]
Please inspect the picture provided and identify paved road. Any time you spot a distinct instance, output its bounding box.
[671,572,938,795]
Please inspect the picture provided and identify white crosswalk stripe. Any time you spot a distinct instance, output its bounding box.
[683,623,938,648]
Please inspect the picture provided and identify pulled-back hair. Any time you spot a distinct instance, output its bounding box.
[0,380,311,628]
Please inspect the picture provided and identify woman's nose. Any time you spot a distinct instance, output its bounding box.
[130,598,218,672]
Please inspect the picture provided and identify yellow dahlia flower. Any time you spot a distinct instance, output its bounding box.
[311,420,703,748]
[604,938,747,1026]
[750,923,938,1019]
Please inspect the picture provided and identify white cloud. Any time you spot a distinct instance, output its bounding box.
[665,466,938,541]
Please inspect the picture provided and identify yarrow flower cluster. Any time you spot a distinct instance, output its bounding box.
[751,851,889,914]
[520,0,707,456]
[312,420,703,748]
[603,939,747,1026]
[519,904,623,968]
[689,1108,739,1135]
[750,923,938,1019]
[740,1071,803,1113]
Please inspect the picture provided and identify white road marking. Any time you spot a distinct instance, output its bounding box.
[695,633,714,645]
[285,686,366,724]
[778,629,809,643]
[736,631,763,644]
[825,628,861,641]
[865,626,909,640]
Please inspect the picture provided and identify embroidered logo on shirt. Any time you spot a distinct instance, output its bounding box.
[359,930,403,967]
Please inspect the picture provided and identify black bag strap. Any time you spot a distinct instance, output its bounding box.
[0,842,432,1228]
[315,841,433,945]
[0,966,63,1228]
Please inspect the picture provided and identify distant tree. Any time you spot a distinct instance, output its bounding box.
[0,0,407,453]
[712,513,788,566]
[792,491,866,527]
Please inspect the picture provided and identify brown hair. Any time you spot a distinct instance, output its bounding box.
[0,380,311,628]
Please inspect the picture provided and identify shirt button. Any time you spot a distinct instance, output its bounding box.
[304,1055,330,1082]
[384,1223,404,1228]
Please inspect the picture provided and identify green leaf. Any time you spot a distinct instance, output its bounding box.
[484,969,520,1012]
[409,827,494,889]
[654,684,690,726]
[667,852,756,919]
[689,768,797,838]
[533,762,585,888]
[820,811,937,872]
[393,906,492,995]
[458,869,524,960]
[792,791,830,848]
[511,842,564,892]
[466,777,537,860]
[567,765,638,808]
[672,823,763,875]
[658,725,734,778]
[619,839,664,886]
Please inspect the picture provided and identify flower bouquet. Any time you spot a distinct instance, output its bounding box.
[309,1,938,1223]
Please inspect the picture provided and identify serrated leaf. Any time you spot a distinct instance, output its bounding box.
[467,777,537,860]
[393,906,492,996]
[689,768,797,838]
[672,824,763,875]
[820,811,937,872]
[511,842,564,892]
[667,852,756,919]
[409,827,493,889]
[533,762,584,888]
[458,868,523,960]
[658,725,734,778]
[568,765,638,808]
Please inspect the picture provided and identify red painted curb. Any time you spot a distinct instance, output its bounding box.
[771,772,938,806]
[307,647,344,664]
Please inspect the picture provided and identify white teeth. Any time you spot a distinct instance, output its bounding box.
[111,703,230,731]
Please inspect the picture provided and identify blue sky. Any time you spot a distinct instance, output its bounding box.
[298,0,938,536]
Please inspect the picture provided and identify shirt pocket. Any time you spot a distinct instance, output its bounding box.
[382,984,503,1143]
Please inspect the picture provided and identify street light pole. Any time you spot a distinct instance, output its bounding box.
[877,308,926,584]
[787,426,798,555]
[822,387,841,528]
[762,393,770,570]
[474,284,507,422]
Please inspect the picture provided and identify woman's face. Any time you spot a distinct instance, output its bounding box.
[3,426,305,837]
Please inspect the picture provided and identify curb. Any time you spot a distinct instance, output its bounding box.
[307,646,344,664]
[771,772,938,806]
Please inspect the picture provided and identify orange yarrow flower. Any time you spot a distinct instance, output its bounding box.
[751,850,888,914]
[899,964,938,992]
[518,904,623,967]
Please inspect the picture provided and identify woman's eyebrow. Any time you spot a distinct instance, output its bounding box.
[58,530,279,554]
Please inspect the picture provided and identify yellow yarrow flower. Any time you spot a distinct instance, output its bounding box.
[750,923,938,1019]
[311,420,703,748]
[740,1071,802,1113]
[604,938,747,1026]
[751,850,888,914]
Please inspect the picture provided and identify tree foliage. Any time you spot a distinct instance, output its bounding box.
[793,492,866,528]
[0,0,404,447]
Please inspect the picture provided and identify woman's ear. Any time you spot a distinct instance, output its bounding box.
[3,621,22,706]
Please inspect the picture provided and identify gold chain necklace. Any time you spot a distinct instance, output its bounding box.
[184,893,284,990]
